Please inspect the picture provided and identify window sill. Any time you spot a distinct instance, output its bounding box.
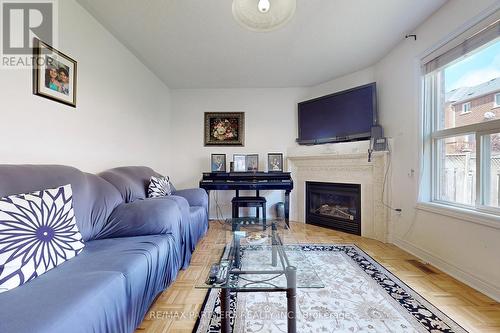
[460,111,471,115]
[415,201,500,230]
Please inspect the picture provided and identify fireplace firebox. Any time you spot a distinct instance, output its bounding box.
[305,182,361,235]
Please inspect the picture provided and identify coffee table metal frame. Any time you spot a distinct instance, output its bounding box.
[214,219,297,333]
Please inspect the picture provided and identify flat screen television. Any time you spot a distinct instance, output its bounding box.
[297,82,377,145]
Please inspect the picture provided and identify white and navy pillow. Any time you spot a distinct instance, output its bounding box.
[0,184,85,293]
[148,175,172,198]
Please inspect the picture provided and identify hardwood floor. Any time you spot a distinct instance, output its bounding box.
[136,221,500,333]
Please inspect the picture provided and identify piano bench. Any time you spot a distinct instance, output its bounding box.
[231,196,266,219]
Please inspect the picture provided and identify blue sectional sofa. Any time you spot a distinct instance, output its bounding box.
[0,165,208,333]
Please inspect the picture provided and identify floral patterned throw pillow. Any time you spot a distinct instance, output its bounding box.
[0,184,85,293]
[148,175,172,198]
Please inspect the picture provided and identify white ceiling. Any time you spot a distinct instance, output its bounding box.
[76,0,446,89]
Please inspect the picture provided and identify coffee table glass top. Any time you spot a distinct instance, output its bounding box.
[196,218,324,290]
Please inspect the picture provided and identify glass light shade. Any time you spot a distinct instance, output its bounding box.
[258,0,270,13]
[232,0,296,32]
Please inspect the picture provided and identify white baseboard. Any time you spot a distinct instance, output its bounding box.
[392,238,500,302]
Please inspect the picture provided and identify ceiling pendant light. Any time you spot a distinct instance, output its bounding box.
[258,0,271,13]
[232,0,296,32]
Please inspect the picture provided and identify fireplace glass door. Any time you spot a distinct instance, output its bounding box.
[306,182,361,235]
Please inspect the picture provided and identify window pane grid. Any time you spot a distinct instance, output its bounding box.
[478,132,500,208]
[431,118,500,140]
[430,129,500,211]
[434,135,476,206]
[424,35,500,213]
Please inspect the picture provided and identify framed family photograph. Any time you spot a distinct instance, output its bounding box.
[268,153,284,172]
[204,112,245,146]
[233,154,246,172]
[211,154,226,172]
[33,38,77,107]
[246,154,259,172]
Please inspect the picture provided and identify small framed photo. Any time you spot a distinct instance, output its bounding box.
[204,112,245,146]
[246,154,259,172]
[268,153,284,172]
[33,38,77,107]
[233,154,246,172]
[211,154,226,172]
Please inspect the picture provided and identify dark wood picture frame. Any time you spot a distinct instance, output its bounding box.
[268,153,284,172]
[204,112,245,146]
[211,154,226,172]
[33,38,77,107]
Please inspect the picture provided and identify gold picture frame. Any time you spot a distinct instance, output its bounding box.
[204,112,245,146]
[33,38,77,107]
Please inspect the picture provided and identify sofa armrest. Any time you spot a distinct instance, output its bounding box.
[96,198,182,239]
[173,188,208,211]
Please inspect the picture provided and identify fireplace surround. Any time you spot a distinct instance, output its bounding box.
[287,149,389,242]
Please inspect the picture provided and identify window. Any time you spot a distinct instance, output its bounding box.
[461,102,471,114]
[422,17,500,213]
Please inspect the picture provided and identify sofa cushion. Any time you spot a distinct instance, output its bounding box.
[174,188,208,213]
[0,165,123,242]
[160,195,194,268]
[189,206,209,247]
[153,196,209,268]
[0,184,85,293]
[98,166,162,202]
[0,235,181,333]
[95,198,182,240]
[148,175,172,198]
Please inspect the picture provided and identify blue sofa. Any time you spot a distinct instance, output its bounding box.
[0,165,208,333]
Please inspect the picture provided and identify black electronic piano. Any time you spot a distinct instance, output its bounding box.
[199,172,293,224]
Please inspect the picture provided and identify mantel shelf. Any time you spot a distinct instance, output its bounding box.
[287,151,388,161]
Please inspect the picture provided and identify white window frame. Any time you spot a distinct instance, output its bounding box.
[430,116,500,213]
[494,92,500,108]
[461,102,471,114]
[420,10,500,220]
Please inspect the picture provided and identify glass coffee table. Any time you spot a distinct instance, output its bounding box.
[196,218,324,333]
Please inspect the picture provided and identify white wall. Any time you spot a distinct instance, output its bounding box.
[170,88,307,218]
[375,0,500,300]
[0,0,172,175]
[306,67,375,100]
[168,69,376,219]
[15,0,496,301]
[168,1,500,301]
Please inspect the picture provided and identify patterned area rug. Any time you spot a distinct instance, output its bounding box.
[193,244,468,333]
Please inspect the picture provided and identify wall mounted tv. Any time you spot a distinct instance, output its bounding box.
[297,82,377,145]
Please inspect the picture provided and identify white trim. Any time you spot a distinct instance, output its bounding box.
[392,237,500,302]
[416,201,500,229]
[419,4,500,64]
[494,92,500,108]
[432,117,500,139]
[461,102,471,114]
[477,132,483,206]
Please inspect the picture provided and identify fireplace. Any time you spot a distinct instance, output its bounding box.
[305,182,361,235]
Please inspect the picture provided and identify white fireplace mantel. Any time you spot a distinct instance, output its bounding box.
[287,151,389,243]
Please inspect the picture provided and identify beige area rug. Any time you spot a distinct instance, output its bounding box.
[193,244,468,333]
